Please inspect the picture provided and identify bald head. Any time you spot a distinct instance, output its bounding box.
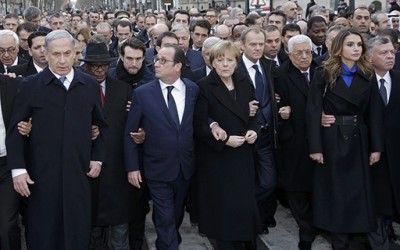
[215,24,230,40]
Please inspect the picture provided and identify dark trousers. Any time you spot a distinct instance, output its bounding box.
[367,216,389,250]
[331,233,350,250]
[90,224,129,250]
[129,186,149,250]
[215,239,256,250]
[255,130,277,225]
[147,170,190,250]
[287,192,317,243]
[0,166,21,250]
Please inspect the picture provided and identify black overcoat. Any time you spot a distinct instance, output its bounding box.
[306,68,384,233]
[6,67,107,250]
[194,70,261,241]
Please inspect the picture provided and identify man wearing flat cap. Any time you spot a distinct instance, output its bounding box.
[81,42,144,249]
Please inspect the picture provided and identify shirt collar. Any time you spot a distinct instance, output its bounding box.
[376,71,391,84]
[49,67,75,82]
[33,62,45,73]
[159,78,184,92]
[242,54,260,70]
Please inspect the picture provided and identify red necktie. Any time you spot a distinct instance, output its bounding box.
[100,86,105,107]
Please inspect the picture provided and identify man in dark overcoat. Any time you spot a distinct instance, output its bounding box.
[6,30,106,250]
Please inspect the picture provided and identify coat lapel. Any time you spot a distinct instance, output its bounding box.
[288,62,309,97]
[150,80,178,130]
[329,72,370,107]
[387,70,400,111]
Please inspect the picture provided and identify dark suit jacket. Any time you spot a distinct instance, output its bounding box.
[144,47,156,66]
[278,46,289,64]
[312,44,327,58]
[0,57,27,74]
[393,51,400,71]
[313,52,329,67]
[371,70,400,218]
[186,49,205,71]
[237,58,279,147]
[9,58,39,77]
[192,65,207,82]
[124,78,199,182]
[273,60,315,192]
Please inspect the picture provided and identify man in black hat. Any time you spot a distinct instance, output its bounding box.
[81,42,145,249]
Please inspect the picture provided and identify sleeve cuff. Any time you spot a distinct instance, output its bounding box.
[12,169,27,178]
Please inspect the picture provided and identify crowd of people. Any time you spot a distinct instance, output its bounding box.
[0,1,399,250]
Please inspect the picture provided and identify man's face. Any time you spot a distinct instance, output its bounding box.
[44,38,75,76]
[157,37,179,53]
[264,30,281,58]
[173,13,189,27]
[268,15,284,31]
[154,47,180,82]
[86,62,109,82]
[74,43,83,67]
[0,36,19,67]
[117,26,132,43]
[325,30,340,54]
[27,16,41,30]
[174,29,190,53]
[206,11,218,26]
[50,17,66,30]
[71,16,82,28]
[282,30,300,51]
[29,36,47,66]
[369,43,395,75]
[150,26,169,47]
[232,24,246,41]
[241,31,265,63]
[89,13,100,27]
[120,47,144,75]
[308,22,327,46]
[106,13,115,25]
[97,28,112,44]
[334,17,350,28]
[4,18,19,32]
[288,42,312,71]
[192,26,209,49]
[284,2,298,21]
[136,16,145,30]
[224,18,239,31]
[145,17,156,29]
[18,29,32,50]
[351,9,371,33]
[202,46,212,68]
[377,14,390,29]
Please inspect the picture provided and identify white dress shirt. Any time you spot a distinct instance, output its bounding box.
[242,54,263,89]
[159,78,186,123]
[376,72,392,103]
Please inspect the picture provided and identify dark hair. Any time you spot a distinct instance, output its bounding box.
[245,13,260,26]
[120,37,146,57]
[267,11,287,24]
[350,6,371,19]
[231,22,248,35]
[49,12,66,21]
[103,11,114,20]
[156,31,178,47]
[377,28,399,45]
[5,13,19,20]
[173,10,190,22]
[28,31,47,48]
[117,19,133,32]
[241,26,265,43]
[264,24,280,33]
[16,22,36,36]
[163,45,186,72]
[145,14,157,23]
[193,19,211,34]
[282,23,301,36]
[307,16,327,30]
[71,13,82,19]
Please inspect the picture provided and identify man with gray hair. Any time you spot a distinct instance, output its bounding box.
[273,34,317,250]
[7,30,106,249]
[49,12,68,31]
[0,30,27,74]
[192,37,220,80]
[23,6,51,33]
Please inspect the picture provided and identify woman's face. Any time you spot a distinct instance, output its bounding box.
[340,34,362,67]
[212,51,237,80]
[77,34,87,48]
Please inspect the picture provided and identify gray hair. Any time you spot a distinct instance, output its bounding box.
[367,37,392,56]
[45,30,74,51]
[230,7,243,18]
[0,30,19,45]
[23,6,41,21]
[288,35,312,53]
[49,12,66,22]
[171,24,190,36]
[96,22,112,31]
[326,25,344,36]
[202,37,221,53]
[89,34,108,44]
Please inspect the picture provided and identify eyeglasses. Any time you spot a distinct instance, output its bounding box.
[291,50,312,58]
[154,57,174,65]
[88,64,109,70]
[0,47,17,56]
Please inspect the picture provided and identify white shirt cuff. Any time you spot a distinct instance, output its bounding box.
[209,122,219,129]
[12,169,27,178]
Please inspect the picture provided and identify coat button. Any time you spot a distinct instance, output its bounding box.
[343,135,349,140]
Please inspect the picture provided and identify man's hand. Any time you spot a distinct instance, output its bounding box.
[211,123,227,141]
[91,125,99,140]
[369,152,381,165]
[225,136,245,148]
[249,100,259,117]
[17,118,32,136]
[13,173,34,197]
[126,101,132,112]
[4,73,17,78]
[278,106,291,120]
[245,130,257,144]
[128,171,142,189]
[87,161,101,178]
[130,128,146,144]
[310,153,324,164]
[321,112,335,127]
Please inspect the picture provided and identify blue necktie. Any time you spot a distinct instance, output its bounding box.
[167,86,180,128]
[252,64,264,102]
[379,79,388,106]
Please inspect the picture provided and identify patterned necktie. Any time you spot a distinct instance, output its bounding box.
[379,78,388,105]
[252,64,264,102]
[302,72,309,85]
[100,85,105,107]
[167,86,180,128]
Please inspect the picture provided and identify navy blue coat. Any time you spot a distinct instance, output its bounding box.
[6,67,107,249]
[186,48,205,71]
[124,78,199,182]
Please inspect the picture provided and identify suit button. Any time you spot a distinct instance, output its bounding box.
[343,135,349,140]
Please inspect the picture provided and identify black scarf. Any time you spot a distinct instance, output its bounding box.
[116,60,145,87]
